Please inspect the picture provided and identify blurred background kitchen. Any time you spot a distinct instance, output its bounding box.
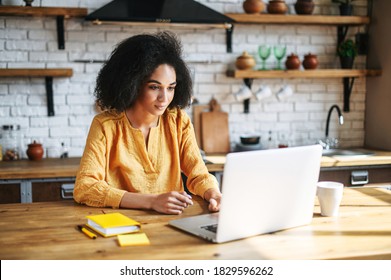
[1,0,388,159]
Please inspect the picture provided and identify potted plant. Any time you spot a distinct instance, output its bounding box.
[332,0,356,15]
[337,39,358,69]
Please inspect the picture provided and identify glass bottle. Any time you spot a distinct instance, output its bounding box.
[1,125,22,161]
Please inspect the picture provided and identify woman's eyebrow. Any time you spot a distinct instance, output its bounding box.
[147,79,177,85]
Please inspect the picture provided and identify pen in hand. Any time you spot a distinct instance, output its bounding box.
[77,225,97,239]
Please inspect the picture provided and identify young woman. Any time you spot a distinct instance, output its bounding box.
[74,32,222,214]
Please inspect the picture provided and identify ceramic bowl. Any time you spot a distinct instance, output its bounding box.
[240,135,261,145]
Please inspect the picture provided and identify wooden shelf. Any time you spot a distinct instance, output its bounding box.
[227,69,382,113]
[225,13,370,51]
[225,13,370,25]
[0,68,73,77]
[0,5,87,18]
[0,5,87,49]
[0,68,73,117]
[227,69,382,79]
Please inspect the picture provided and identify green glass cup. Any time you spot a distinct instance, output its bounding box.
[258,45,271,70]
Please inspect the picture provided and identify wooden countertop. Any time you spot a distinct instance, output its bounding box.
[206,149,391,169]
[0,188,390,260]
[1,149,391,180]
[0,157,80,180]
[320,150,391,168]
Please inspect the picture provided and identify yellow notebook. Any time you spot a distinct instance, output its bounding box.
[85,212,140,237]
[117,233,150,246]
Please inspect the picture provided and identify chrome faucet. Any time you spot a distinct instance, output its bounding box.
[319,104,344,150]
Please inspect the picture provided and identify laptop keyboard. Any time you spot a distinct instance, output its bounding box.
[201,224,218,233]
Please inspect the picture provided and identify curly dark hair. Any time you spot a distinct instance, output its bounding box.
[94,31,193,112]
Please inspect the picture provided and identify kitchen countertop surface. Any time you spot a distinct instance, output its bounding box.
[1,149,391,180]
[0,187,390,260]
[206,149,391,169]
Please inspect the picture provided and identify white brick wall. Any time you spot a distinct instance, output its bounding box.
[0,0,370,157]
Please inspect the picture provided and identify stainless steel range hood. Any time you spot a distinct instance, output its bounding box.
[85,0,235,52]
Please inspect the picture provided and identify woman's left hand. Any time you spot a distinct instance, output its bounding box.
[204,188,222,212]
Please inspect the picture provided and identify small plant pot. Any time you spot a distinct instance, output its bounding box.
[339,4,353,16]
[339,56,355,69]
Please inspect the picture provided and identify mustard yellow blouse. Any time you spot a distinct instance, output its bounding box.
[73,108,219,208]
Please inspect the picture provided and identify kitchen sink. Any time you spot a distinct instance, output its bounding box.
[322,148,375,157]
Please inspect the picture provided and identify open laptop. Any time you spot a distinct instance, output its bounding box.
[169,144,323,243]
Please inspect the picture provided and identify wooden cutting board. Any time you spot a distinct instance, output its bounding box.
[200,98,230,154]
[192,104,210,148]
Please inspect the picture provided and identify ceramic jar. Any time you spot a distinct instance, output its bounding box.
[302,53,318,70]
[285,53,301,70]
[26,141,44,161]
[243,0,265,14]
[235,51,256,70]
[294,0,315,15]
[267,0,288,14]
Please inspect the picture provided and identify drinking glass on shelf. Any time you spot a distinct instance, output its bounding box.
[258,45,271,70]
[273,45,287,70]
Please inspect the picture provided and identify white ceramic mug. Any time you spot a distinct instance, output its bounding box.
[276,85,294,101]
[317,181,344,217]
[255,85,272,100]
[234,85,253,101]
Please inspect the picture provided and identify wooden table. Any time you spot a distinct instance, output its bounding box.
[0,188,390,260]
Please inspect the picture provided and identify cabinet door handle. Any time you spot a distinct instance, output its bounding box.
[351,170,369,185]
[61,184,74,199]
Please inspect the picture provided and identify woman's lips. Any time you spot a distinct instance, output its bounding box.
[155,105,167,110]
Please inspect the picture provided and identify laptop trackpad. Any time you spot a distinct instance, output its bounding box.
[169,213,219,241]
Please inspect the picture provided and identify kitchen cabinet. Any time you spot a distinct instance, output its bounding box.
[224,13,382,113]
[0,157,79,204]
[320,165,391,187]
[0,178,75,204]
[0,182,20,204]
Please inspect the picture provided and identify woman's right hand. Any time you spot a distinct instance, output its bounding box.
[151,191,193,214]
